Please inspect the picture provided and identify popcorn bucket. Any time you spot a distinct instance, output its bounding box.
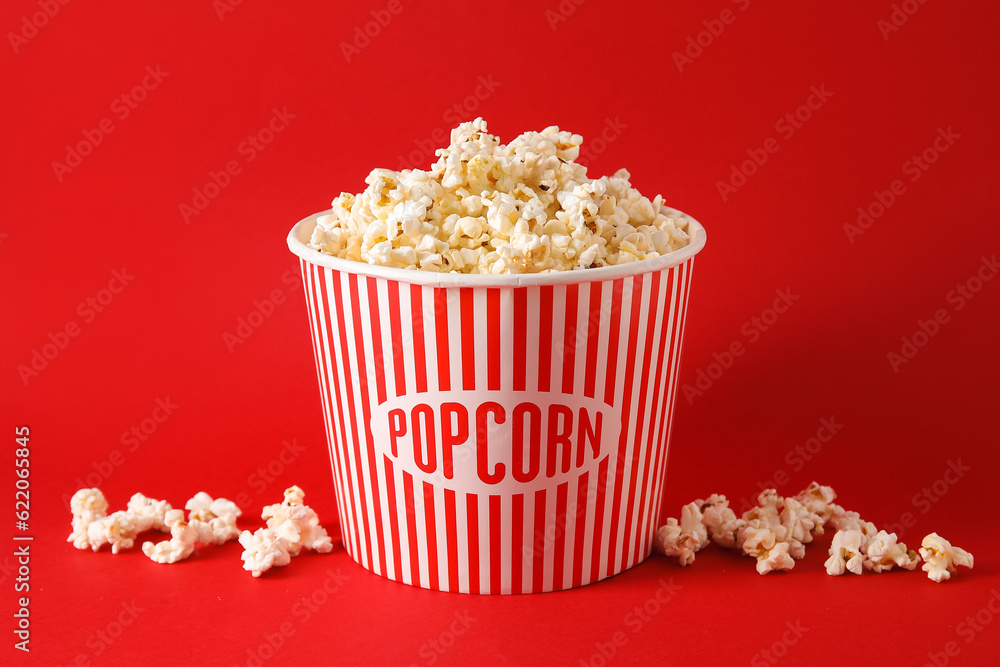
[286,211,706,594]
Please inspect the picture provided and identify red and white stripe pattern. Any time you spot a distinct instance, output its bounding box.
[298,257,695,594]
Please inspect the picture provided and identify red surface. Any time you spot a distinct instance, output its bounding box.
[3,0,999,665]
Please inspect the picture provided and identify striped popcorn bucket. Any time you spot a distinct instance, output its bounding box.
[287,210,706,594]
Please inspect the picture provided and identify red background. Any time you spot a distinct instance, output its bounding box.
[3,0,999,665]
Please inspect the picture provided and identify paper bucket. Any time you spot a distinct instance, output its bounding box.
[287,210,706,593]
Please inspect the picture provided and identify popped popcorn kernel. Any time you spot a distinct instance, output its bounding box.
[308,119,692,274]
[261,486,333,556]
[239,528,292,578]
[86,510,139,554]
[142,509,197,564]
[185,492,242,545]
[127,493,173,534]
[68,488,109,550]
[239,487,333,577]
[919,533,974,583]
[825,529,867,575]
[655,502,708,566]
[697,494,744,549]
[779,497,824,544]
[738,521,796,574]
[142,492,244,564]
[863,530,919,573]
[69,489,173,554]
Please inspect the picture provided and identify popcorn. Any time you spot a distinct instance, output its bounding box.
[239,528,293,578]
[185,492,242,545]
[655,502,708,566]
[142,492,242,563]
[697,494,744,549]
[919,533,974,583]
[142,510,197,564]
[779,497,823,545]
[86,511,140,554]
[127,493,173,534]
[742,489,783,525]
[308,119,692,274]
[738,521,796,574]
[825,530,867,575]
[655,485,972,584]
[863,530,919,573]
[239,486,333,576]
[69,489,172,554]
[68,488,109,550]
[828,511,879,550]
[261,485,333,556]
[68,485,330,578]
[738,490,806,565]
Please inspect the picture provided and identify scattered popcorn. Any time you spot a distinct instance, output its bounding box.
[655,502,708,566]
[919,533,974,583]
[742,489,783,526]
[86,510,140,554]
[825,530,867,575]
[68,488,109,550]
[185,492,242,545]
[779,497,824,545]
[738,490,806,564]
[239,486,333,577]
[656,482,971,584]
[308,118,692,274]
[738,521,796,574]
[239,528,293,577]
[142,509,197,564]
[795,482,838,524]
[863,530,919,573]
[697,494,744,549]
[127,493,173,534]
[142,492,243,563]
[261,485,334,556]
[69,489,173,554]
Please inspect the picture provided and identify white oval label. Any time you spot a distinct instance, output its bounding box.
[370,391,621,494]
